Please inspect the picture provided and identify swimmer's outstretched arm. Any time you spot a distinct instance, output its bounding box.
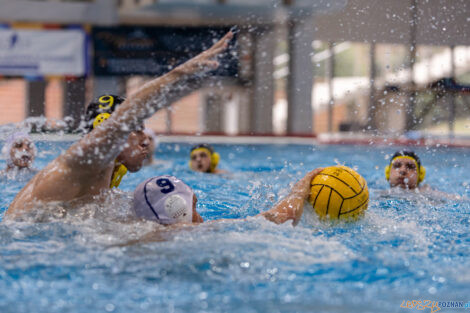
[419,184,468,200]
[65,31,234,169]
[260,168,323,225]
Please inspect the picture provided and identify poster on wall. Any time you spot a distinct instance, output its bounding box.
[92,26,238,77]
[0,28,87,76]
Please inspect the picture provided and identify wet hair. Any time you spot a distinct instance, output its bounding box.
[83,94,126,133]
[390,150,422,168]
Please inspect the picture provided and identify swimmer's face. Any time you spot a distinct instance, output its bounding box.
[192,194,203,223]
[190,150,211,173]
[143,132,155,165]
[117,130,150,172]
[10,139,35,169]
[389,158,419,189]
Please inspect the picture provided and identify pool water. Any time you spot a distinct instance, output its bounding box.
[0,141,469,313]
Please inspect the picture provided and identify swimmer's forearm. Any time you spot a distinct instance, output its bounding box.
[65,71,194,168]
[111,31,233,131]
[261,194,305,224]
[113,32,233,130]
[113,70,190,129]
[66,31,233,168]
[261,169,323,225]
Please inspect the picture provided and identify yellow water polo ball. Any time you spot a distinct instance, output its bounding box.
[309,166,369,221]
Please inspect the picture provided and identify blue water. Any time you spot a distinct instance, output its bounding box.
[0,141,469,313]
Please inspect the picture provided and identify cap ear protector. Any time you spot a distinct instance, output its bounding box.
[84,94,128,188]
[189,145,220,173]
[385,155,426,184]
[385,164,390,180]
[210,151,220,172]
[110,163,128,188]
[92,112,111,129]
[418,166,426,183]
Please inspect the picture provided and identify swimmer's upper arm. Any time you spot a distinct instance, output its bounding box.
[64,31,234,170]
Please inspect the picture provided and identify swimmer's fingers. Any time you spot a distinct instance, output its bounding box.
[204,31,233,58]
[292,168,324,199]
[307,168,324,181]
[191,31,233,66]
[173,31,232,75]
[301,168,324,185]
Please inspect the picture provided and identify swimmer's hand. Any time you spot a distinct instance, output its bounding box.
[261,168,323,225]
[173,31,234,76]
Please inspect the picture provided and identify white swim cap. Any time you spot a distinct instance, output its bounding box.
[133,175,194,225]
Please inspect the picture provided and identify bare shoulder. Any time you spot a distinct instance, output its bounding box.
[6,156,97,218]
[6,158,63,215]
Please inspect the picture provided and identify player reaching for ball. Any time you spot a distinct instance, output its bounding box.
[308,166,369,220]
[131,168,324,229]
[119,166,372,244]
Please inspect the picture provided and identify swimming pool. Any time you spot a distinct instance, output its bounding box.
[1,140,469,313]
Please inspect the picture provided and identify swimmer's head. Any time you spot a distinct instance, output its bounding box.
[385,150,426,189]
[189,144,220,173]
[84,94,126,133]
[133,175,203,225]
[1,132,36,169]
[84,94,147,174]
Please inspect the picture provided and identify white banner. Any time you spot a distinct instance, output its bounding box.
[0,29,86,76]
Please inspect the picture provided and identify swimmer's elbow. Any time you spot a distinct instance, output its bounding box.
[261,210,294,225]
[4,202,22,220]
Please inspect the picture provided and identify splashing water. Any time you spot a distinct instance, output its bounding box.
[0,140,469,313]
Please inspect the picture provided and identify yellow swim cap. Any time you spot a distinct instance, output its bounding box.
[84,94,126,133]
[189,144,220,173]
[385,151,426,184]
[84,95,129,188]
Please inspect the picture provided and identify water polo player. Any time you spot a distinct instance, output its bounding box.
[385,150,426,190]
[5,30,234,219]
[132,169,323,227]
[384,150,467,200]
[189,144,225,174]
[84,94,150,188]
[1,131,37,175]
[133,175,203,225]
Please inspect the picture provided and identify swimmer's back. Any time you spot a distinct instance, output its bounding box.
[6,156,113,219]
